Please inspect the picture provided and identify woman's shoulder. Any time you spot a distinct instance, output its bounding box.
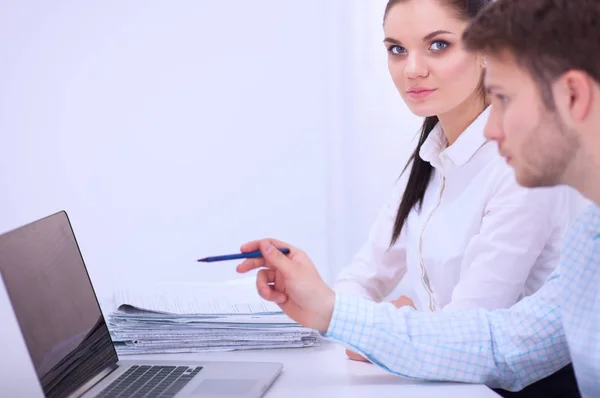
[457,143,571,219]
[487,171,579,240]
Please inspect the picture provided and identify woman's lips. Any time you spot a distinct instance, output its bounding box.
[407,88,436,99]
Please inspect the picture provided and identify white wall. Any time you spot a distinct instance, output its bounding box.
[0,0,360,300]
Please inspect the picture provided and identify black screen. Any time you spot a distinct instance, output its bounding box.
[0,211,118,397]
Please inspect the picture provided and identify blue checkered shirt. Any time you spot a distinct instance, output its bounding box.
[324,204,600,397]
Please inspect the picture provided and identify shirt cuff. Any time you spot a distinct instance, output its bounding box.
[321,292,378,342]
[319,293,415,379]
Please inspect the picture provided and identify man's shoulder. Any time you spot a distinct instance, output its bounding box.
[560,203,600,278]
[566,203,600,241]
[560,206,600,374]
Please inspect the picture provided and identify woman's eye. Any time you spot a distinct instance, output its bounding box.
[430,41,449,52]
[388,45,406,55]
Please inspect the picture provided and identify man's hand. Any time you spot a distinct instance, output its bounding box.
[236,239,335,333]
[345,295,415,362]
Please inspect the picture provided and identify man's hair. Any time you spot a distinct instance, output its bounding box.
[462,0,600,110]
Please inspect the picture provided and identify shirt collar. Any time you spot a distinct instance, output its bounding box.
[419,106,490,167]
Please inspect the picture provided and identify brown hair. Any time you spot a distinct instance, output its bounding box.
[386,0,491,246]
[463,0,600,110]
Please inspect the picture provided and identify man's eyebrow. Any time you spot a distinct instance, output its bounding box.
[485,84,502,94]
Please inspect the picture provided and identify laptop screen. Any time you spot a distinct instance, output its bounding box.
[0,212,118,398]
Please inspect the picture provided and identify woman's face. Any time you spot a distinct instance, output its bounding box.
[383,0,483,117]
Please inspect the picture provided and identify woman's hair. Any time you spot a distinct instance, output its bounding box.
[386,0,491,246]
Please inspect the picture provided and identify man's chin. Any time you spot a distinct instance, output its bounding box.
[515,175,539,188]
[515,170,557,189]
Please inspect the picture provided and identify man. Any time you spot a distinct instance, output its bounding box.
[236,0,600,396]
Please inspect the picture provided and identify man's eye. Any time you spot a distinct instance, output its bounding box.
[496,94,508,103]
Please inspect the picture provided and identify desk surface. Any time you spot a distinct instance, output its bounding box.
[129,341,500,398]
[0,282,499,398]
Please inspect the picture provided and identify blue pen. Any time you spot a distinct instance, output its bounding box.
[197,248,291,262]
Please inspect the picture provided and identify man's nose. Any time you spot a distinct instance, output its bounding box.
[484,117,504,142]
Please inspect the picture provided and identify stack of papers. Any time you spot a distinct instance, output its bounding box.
[105,278,320,355]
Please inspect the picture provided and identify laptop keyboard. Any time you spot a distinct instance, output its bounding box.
[96,365,203,398]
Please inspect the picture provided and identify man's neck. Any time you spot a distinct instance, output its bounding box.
[567,149,600,207]
[572,93,600,206]
[568,114,600,206]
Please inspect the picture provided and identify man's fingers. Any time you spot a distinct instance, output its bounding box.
[236,258,266,273]
[240,240,261,253]
[241,238,299,256]
[238,238,301,275]
[256,268,274,291]
[259,240,293,273]
[256,269,287,304]
[263,238,297,252]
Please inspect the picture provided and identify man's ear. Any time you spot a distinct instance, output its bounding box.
[554,71,593,127]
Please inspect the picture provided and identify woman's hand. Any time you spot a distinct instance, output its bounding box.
[236,238,335,333]
[345,295,415,362]
[391,295,415,309]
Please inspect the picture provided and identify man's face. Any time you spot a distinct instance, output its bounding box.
[483,52,579,188]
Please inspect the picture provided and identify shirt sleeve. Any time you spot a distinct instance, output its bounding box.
[323,266,570,392]
[333,175,409,302]
[443,167,572,311]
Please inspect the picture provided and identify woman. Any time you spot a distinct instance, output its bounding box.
[333,0,579,396]
[336,0,569,323]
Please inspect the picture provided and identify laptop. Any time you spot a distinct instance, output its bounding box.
[0,211,283,398]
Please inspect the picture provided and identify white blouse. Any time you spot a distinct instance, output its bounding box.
[334,108,574,312]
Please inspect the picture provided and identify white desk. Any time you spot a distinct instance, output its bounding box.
[129,340,500,398]
[0,281,499,397]
[1,325,500,397]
